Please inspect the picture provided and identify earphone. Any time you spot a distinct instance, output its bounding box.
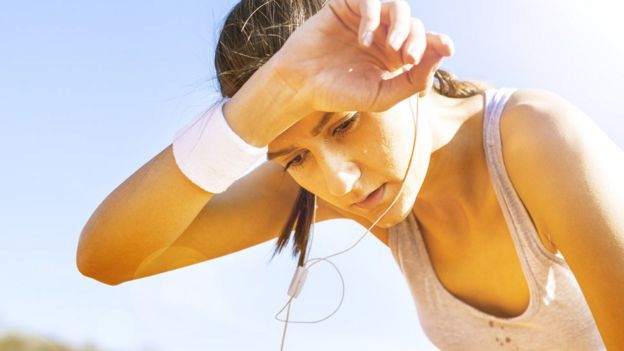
[275,92,421,350]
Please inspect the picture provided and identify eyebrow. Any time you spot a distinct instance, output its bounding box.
[267,112,335,160]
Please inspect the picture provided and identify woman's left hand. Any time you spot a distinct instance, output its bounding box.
[271,0,454,113]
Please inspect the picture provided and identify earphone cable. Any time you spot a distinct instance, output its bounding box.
[276,92,420,346]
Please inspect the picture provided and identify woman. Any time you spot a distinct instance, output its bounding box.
[76,0,624,349]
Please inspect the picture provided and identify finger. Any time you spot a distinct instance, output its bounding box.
[375,39,448,109]
[358,0,381,47]
[427,31,455,57]
[405,32,453,87]
[383,0,411,51]
[401,17,426,65]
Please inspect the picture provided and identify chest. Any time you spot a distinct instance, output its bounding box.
[420,205,557,319]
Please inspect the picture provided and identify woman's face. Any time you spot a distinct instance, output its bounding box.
[268,97,432,227]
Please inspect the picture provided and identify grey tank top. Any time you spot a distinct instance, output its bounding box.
[388,88,606,350]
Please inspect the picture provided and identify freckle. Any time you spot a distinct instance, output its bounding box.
[489,321,494,327]
[496,337,499,341]
[506,337,511,343]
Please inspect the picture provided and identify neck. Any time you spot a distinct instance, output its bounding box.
[411,89,488,236]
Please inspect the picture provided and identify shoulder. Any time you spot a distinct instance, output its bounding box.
[498,88,611,179]
[497,89,584,231]
[500,88,591,150]
[498,88,591,186]
[498,88,602,179]
[498,88,623,248]
[500,89,624,348]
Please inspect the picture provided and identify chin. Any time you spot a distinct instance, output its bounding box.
[370,182,419,228]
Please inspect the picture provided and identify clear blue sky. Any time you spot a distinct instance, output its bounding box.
[1,0,622,350]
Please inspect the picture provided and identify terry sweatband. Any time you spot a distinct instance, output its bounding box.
[172,97,268,193]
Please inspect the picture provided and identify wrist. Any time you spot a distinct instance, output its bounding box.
[223,57,309,147]
[172,98,267,193]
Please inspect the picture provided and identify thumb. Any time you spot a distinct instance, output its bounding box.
[374,32,452,110]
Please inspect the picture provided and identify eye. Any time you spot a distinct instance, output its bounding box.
[283,113,360,171]
[284,151,308,170]
[332,113,360,136]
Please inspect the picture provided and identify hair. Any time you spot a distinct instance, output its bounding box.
[215,0,492,265]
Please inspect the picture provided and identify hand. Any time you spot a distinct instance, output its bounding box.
[271,0,454,114]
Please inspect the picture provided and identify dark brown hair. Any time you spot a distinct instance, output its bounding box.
[214,0,492,264]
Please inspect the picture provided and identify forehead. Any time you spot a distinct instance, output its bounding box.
[268,110,339,148]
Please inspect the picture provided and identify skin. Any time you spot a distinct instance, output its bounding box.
[269,83,624,350]
[268,92,430,229]
[267,84,541,319]
[497,89,624,348]
[78,0,624,346]
[221,0,624,344]
[267,86,489,233]
[268,7,624,335]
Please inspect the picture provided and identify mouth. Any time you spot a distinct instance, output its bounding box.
[354,183,387,210]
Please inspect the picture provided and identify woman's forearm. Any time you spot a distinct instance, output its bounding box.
[223,55,309,147]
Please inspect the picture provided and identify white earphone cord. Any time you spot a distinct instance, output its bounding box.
[276,94,420,350]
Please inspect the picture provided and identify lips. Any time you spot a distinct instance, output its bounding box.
[354,183,386,210]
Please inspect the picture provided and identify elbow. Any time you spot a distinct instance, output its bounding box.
[76,247,127,286]
[76,225,130,286]
[76,258,125,286]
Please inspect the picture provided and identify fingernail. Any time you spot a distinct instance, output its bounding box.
[362,31,373,47]
[407,43,421,65]
[438,34,454,55]
[389,33,402,51]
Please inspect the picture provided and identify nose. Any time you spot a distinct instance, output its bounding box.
[319,152,361,197]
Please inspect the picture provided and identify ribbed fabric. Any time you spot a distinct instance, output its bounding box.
[388,88,605,350]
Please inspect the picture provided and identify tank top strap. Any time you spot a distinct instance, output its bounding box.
[386,89,606,350]
[389,212,434,284]
[482,88,566,274]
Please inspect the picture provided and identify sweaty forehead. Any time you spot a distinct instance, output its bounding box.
[268,111,336,148]
[268,112,341,160]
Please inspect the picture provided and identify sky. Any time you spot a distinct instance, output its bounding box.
[1,0,623,350]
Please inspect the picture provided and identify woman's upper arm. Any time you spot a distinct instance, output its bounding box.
[501,88,624,348]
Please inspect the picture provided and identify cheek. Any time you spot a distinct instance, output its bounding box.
[365,115,415,175]
[288,165,324,194]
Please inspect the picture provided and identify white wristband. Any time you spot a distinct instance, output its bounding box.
[172,97,268,193]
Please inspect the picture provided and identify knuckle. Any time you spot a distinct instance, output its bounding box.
[361,0,379,11]
[418,80,429,91]
[411,17,424,29]
[362,16,379,27]
[386,0,410,13]
[396,0,411,11]
[362,12,378,21]
[375,101,393,112]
